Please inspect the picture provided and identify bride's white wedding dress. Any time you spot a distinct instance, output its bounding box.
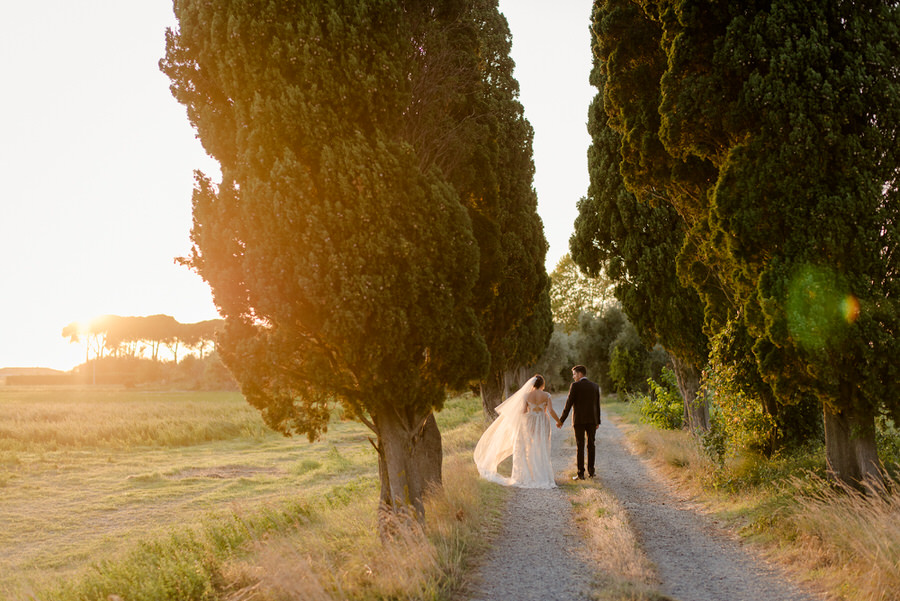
[473,377,557,489]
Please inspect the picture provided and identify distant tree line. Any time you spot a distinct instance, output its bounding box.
[539,254,668,396]
[62,315,223,364]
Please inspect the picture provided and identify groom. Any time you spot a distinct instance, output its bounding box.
[557,365,601,479]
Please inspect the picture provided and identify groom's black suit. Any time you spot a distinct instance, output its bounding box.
[559,377,601,478]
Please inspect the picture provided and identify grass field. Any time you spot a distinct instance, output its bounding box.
[0,387,489,600]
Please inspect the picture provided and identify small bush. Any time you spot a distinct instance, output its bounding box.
[876,415,900,472]
[699,409,728,466]
[635,367,683,430]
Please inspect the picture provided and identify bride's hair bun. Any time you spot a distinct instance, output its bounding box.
[533,374,544,389]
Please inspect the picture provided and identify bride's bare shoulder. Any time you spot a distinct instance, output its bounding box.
[527,389,551,404]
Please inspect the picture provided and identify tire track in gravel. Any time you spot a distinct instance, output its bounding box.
[597,416,823,601]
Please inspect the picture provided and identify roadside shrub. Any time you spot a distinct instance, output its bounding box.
[699,407,727,466]
[636,367,683,430]
[876,415,900,473]
[608,327,670,397]
[703,320,823,459]
[609,345,641,399]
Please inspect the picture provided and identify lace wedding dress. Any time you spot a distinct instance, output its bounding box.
[474,376,557,489]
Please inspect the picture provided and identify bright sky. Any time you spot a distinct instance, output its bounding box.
[0,1,593,371]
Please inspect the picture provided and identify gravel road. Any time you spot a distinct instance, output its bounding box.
[464,397,595,601]
[464,397,824,601]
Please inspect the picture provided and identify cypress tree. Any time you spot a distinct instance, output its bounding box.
[367,0,553,417]
[454,2,553,416]
[657,0,900,484]
[161,0,493,521]
[572,0,710,431]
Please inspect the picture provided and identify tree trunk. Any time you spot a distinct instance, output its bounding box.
[480,370,506,421]
[759,388,780,457]
[670,356,709,434]
[372,407,430,531]
[509,366,529,394]
[412,412,442,493]
[823,402,883,489]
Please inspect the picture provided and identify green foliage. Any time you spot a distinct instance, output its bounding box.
[591,0,900,481]
[699,410,728,467]
[570,0,710,384]
[706,445,828,494]
[573,307,628,393]
[57,530,220,601]
[534,326,577,392]
[162,0,496,443]
[703,361,777,459]
[541,306,668,396]
[703,318,823,461]
[548,254,614,332]
[423,1,552,393]
[608,345,638,398]
[636,367,683,430]
[609,326,669,396]
[876,416,900,472]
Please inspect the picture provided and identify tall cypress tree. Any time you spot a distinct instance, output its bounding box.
[572,0,710,431]
[464,2,553,416]
[161,0,492,521]
[589,0,822,451]
[376,0,552,417]
[657,0,900,484]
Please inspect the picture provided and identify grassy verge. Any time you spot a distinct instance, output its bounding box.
[604,398,900,601]
[0,388,504,601]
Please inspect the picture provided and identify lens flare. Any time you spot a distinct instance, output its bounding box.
[785,265,855,351]
[842,295,860,323]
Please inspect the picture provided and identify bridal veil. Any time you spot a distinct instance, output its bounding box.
[473,376,537,486]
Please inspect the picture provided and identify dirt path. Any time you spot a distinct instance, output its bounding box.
[465,397,824,601]
[598,415,822,601]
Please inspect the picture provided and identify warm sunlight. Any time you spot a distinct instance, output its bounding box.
[2,4,898,601]
[0,3,222,371]
[0,0,591,373]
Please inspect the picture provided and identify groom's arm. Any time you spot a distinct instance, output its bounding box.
[558,383,575,424]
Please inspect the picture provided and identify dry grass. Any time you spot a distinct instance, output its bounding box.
[0,388,270,451]
[219,453,499,601]
[789,475,900,601]
[0,395,373,599]
[606,399,900,601]
[2,387,495,601]
[568,482,670,601]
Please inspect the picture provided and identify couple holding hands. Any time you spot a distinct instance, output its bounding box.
[474,365,602,488]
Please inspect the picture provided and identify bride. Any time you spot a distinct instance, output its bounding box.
[474,375,560,489]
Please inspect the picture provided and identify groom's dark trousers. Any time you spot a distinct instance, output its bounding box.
[559,377,602,478]
[573,424,596,478]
